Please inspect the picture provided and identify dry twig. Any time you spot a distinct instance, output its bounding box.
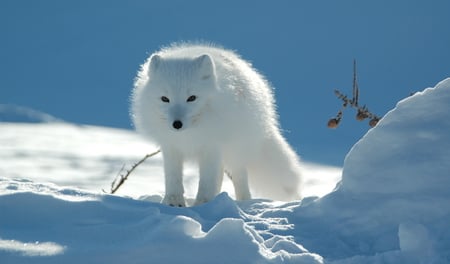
[108,149,161,194]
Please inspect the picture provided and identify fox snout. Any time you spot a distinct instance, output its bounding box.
[168,104,187,131]
[172,120,183,130]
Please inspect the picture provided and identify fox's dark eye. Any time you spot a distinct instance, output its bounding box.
[161,96,170,103]
[187,95,197,102]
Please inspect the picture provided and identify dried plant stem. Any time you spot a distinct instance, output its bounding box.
[328,60,381,128]
[109,149,161,194]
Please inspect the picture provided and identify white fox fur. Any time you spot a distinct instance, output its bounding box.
[131,43,302,206]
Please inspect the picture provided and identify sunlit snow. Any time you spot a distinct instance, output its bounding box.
[1,78,449,263]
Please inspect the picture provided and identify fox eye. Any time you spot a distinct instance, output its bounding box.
[187,95,197,102]
[161,96,170,103]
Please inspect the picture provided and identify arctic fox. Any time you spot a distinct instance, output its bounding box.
[131,43,302,206]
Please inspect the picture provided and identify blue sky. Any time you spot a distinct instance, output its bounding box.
[1,0,449,166]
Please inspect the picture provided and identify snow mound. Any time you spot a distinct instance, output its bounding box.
[342,78,450,195]
[0,178,323,263]
[0,104,62,123]
[289,78,450,263]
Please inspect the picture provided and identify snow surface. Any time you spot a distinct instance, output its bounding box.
[0,104,62,123]
[1,78,450,263]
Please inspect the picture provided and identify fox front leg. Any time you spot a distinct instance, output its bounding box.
[194,149,224,205]
[161,148,186,207]
[230,166,251,201]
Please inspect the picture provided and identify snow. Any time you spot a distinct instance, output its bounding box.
[0,121,340,200]
[0,104,62,123]
[1,78,450,263]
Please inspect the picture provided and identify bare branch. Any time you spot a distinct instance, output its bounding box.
[109,149,161,194]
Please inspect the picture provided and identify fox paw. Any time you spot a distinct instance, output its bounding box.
[162,194,186,207]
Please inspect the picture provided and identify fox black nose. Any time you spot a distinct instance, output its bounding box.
[172,120,183,130]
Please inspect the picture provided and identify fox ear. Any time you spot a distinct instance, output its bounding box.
[148,54,162,72]
[195,54,215,80]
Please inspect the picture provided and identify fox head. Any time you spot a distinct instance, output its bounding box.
[141,53,218,132]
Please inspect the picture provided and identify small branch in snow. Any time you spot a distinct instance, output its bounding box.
[327,60,381,129]
[106,149,161,194]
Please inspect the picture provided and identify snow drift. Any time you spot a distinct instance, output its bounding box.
[1,78,449,263]
[0,104,62,123]
[291,78,450,263]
